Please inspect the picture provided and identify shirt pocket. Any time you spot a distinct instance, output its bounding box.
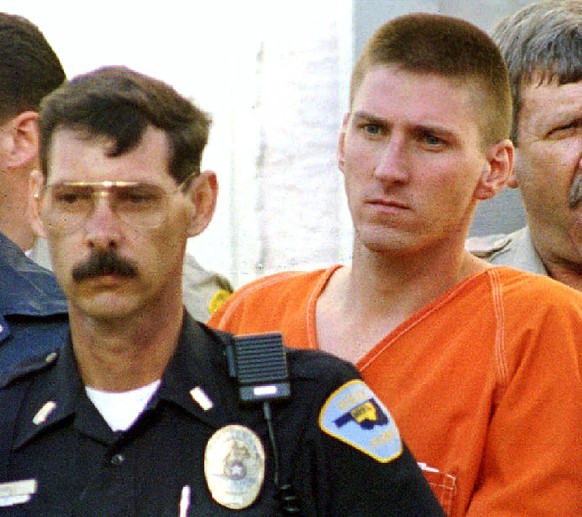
[418,463,457,516]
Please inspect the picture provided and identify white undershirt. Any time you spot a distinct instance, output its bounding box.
[85,380,161,432]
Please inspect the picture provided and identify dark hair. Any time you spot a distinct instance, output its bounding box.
[350,13,512,146]
[492,0,582,143]
[39,66,211,184]
[0,12,65,123]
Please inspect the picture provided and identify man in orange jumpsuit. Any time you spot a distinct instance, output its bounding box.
[210,13,582,517]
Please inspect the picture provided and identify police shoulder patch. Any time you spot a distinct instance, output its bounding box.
[319,379,402,463]
[208,289,232,315]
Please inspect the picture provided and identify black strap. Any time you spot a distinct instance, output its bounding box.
[0,380,30,480]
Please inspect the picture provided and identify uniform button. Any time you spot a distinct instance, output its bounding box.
[111,453,125,465]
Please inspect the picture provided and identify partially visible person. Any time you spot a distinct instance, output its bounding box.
[466,0,582,291]
[181,251,232,320]
[0,12,68,373]
[0,65,443,516]
[211,13,582,516]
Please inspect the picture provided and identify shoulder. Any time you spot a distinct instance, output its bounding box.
[235,269,331,298]
[0,237,67,315]
[466,227,549,275]
[0,350,60,389]
[489,267,582,303]
[486,268,582,353]
[465,232,515,259]
[182,253,233,292]
[210,267,335,325]
[286,348,405,464]
[287,347,360,385]
[182,253,234,320]
[209,327,361,389]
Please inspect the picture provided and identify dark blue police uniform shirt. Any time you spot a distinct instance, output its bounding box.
[0,232,68,374]
[0,316,444,516]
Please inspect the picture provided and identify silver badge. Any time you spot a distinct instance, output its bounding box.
[204,424,265,509]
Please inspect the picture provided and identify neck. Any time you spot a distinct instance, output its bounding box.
[69,300,184,392]
[316,241,488,363]
[544,260,582,292]
[0,167,36,251]
[527,220,582,292]
[348,241,487,318]
[0,220,36,251]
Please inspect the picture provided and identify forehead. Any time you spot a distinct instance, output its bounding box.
[352,65,480,131]
[46,126,172,185]
[519,77,582,123]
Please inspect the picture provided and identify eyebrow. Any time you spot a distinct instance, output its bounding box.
[351,111,387,126]
[544,111,582,128]
[351,110,458,140]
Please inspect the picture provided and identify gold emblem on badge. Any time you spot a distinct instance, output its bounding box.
[204,424,265,509]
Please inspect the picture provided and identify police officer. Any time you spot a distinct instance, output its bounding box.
[466,1,582,291]
[0,66,443,516]
[0,13,68,374]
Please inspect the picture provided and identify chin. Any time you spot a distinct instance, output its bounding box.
[74,294,140,321]
[357,225,411,252]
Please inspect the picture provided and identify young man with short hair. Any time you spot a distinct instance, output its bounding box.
[211,13,582,516]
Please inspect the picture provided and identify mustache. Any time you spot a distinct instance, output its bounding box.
[72,251,139,282]
[569,174,582,209]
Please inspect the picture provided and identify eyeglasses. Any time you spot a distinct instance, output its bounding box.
[37,174,195,235]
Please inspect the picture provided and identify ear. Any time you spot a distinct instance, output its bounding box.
[337,112,350,172]
[506,147,520,189]
[185,171,218,237]
[29,170,48,238]
[4,111,39,169]
[474,139,514,201]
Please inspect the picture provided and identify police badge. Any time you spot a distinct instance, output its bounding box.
[204,424,265,509]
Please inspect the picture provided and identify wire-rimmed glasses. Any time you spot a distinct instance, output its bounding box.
[36,174,196,235]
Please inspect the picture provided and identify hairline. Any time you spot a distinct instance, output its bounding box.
[350,64,501,151]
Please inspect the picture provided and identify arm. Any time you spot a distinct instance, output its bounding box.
[467,296,582,515]
[295,378,445,516]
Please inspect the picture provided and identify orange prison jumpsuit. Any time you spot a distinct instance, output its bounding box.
[210,266,582,516]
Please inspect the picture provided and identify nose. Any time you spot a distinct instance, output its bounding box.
[83,193,122,250]
[374,136,410,184]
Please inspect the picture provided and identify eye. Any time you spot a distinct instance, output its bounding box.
[549,120,581,139]
[116,186,164,210]
[52,186,91,207]
[358,122,387,140]
[364,124,382,135]
[126,192,154,204]
[420,132,445,149]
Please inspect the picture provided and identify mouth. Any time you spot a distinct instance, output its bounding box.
[366,197,410,211]
[82,275,132,289]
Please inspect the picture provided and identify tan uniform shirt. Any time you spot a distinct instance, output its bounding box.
[465,226,548,276]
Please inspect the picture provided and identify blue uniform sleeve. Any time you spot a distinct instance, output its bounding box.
[284,350,444,516]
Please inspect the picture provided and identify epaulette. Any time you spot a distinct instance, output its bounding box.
[465,234,511,259]
[0,350,59,389]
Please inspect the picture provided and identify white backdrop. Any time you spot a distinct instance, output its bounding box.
[1,1,532,288]
[1,1,272,283]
